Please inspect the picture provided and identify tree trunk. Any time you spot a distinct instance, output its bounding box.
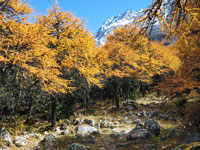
[51,97,57,127]
[115,94,120,110]
[27,97,33,119]
[157,90,160,96]
[142,89,146,97]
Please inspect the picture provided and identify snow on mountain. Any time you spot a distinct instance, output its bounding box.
[95,1,173,46]
[95,9,140,46]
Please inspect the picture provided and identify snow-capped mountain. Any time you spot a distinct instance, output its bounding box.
[95,9,140,46]
[95,1,173,46]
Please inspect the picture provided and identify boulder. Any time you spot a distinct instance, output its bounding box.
[43,134,57,150]
[160,128,176,141]
[75,126,99,136]
[69,143,91,150]
[144,120,160,136]
[148,111,160,118]
[127,128,150,141]
[14,136,27,147]
[0,128,12,146]
[181,133,200,144]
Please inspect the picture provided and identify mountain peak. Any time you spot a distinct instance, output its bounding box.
[95,2,173,46]
[95,9,139,46]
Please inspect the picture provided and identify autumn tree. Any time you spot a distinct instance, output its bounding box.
[36,6,104,125]
[0,1,72,126]
[140,0,200,97]
[101,24,180,109]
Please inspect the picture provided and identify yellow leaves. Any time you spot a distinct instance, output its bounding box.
[102,24,181,82]
[35,6,105,90]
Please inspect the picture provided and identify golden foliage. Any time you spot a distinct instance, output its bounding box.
[140,0,200,96]
[36,6,103,88]
[102,24,180,83]
[0,2,71,94]
[139,0,200,37]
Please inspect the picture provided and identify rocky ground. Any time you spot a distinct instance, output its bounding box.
[0,94,200,150]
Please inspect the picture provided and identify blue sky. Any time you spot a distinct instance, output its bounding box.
[28,0,153,34]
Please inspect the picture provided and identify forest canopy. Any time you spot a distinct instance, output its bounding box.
[0,0,199,127]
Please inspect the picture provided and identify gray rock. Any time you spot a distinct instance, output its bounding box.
[127,129,150,141]
[69,143,91,150]
[160,128,176,141]
[181,133,200,144]
[33,146,40,150]
[55,127,61,135]
[135,112,144,117]
[43,134,57,150]
[123,100,138,110]
[131,114,138,120]
[83,119,95,126]
[134,124,143,130]
[148,111,160,118]
[143,111,148,117]
[29,133,40,139]
[122,117,131,124]
[129,111,133,115]
[0,128,12,146]
[0,147,8,150]
[82,138,97,144]
[23,132,29,139]
[116,142,136,148]
[127,105,135,111]
[144,120,160,136]
[109,133,127,140]
[14,136,27,147]
[135,111,148,118]
[74,119,81,125]
[133,119,143,126]
[158,114,169,120]
[144,144,156,150]
[75,126,99,135]
[63,129,69,135]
